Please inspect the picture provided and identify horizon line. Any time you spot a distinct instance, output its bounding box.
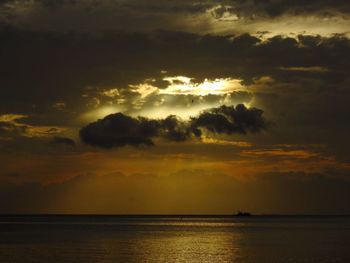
[0,213,349,217]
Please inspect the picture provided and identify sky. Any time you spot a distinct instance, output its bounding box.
[0,0,350,214]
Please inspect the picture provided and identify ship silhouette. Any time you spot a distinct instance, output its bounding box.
[233,211,251,217]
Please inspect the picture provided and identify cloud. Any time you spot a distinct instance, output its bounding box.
[80,104,267,149]
[0,114,65,140]
[221,0,350,18]
[0,0,348,40]
[79,113,189,149]
[0,28,348,120]
[0,0,212,34]
[51,136,76,146]
[90,114,149,148]
[191,104,267,137]
[0,120,28,137]
[0,21,349,161]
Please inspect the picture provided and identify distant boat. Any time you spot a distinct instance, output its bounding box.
[233,211,251,217]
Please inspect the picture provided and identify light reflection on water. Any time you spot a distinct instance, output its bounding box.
[0,216,349,262]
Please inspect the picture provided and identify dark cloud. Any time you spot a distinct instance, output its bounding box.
[39,0,78,8]
[4,0,209,13]
[160,115,190,142]
[191,104,267,137]
[0,0,213,34]
[1,28,349,118]
[80,104,267,149]
[223,0,350,18]
[51,136,76,146]
[2,0,349,25]
[0,2,348,147]
[79,113,191,149]
[0,26,349,163]
[80,113,159,149]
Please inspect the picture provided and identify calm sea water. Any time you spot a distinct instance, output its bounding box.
[0,215,349,263]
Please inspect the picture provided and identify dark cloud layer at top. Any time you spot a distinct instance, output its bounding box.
[0,27,349,115]
[0,26,349,159]
[1,0,349,22]
[0,4,348,157]
[80,104,267,149]
[218,0,350,17]
[0,0,348,40]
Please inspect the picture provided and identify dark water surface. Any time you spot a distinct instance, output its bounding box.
[0,215,349,262]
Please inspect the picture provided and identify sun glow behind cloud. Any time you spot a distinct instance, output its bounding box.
[80,105,122,122]
[120,76,251,119]
[160,77,244,96]
[78,76,253,120]
[138,103,212,120]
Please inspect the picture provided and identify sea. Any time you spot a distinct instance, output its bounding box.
[0,215,349,262]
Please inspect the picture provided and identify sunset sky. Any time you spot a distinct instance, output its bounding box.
[0,0,350,214]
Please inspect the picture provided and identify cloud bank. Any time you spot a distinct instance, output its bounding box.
[80,104,267,148]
